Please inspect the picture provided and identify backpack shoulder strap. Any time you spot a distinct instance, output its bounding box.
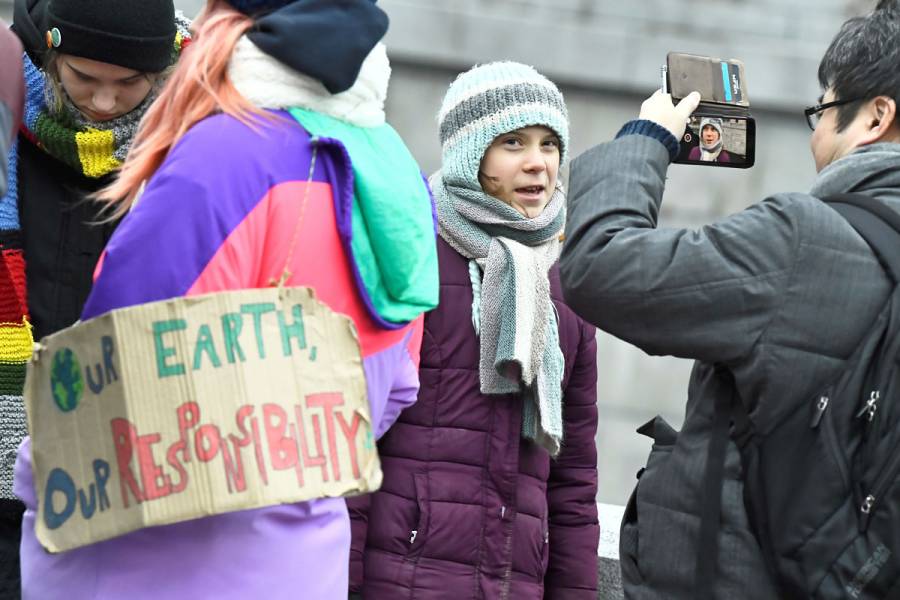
[823,193,900,283]
[694,367,743,600]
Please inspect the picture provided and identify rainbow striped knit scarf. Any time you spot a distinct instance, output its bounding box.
[0,233,30,500]
[0,16,189,500]
[17,57,146,179]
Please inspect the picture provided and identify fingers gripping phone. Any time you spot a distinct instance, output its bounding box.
[665,52,756,169]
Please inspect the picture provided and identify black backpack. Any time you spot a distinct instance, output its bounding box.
[696,193,900,599]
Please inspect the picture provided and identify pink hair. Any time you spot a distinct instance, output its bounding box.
[97,0,266,216]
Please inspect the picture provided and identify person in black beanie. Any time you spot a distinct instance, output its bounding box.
[0,2,189,599]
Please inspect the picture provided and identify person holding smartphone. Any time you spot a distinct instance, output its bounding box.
[560,1,900,598]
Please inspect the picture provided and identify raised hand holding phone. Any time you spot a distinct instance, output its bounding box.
[639,89,701,141]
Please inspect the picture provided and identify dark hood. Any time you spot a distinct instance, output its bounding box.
[248,0,388,94]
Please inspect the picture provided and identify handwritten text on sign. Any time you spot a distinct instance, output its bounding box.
[26,287,378,553]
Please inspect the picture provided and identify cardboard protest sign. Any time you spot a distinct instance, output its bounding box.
[25,287,379,553]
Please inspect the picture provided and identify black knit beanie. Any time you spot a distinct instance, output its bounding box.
[44,0,176,73]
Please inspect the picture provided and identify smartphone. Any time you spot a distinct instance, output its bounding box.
[666,52,755,169]
[667,52,748,107]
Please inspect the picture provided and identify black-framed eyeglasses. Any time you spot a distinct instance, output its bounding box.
[804,98,859,131]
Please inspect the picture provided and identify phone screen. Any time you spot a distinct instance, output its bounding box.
[675,115,755,168]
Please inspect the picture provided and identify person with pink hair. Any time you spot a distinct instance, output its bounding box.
[13,1,438,598]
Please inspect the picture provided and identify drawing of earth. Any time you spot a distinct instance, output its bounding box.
[50,348,83,412]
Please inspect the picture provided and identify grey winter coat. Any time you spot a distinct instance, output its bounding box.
[559,133,900,599]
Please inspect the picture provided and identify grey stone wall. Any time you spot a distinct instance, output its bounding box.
[379,0,873,111]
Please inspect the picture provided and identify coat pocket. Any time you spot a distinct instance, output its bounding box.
[541,509,550,574]
[406,472,430,559]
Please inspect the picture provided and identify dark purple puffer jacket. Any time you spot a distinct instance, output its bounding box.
[350,238,599,599]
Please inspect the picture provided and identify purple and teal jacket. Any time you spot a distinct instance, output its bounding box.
[14,110,436,600]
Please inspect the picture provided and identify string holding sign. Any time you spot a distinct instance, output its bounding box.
[270,141,319,289]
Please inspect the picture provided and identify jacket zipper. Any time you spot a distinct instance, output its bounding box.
[857,389,882,484]
[855,390,879,421]
[858,423,900,531]
[811,393,852,490]
[810,395,829,428]
[858,307,900,530]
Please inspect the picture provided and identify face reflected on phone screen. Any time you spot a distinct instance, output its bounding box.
[678,116,749,166]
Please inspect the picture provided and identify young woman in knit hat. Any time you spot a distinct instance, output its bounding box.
[13,1,437,598]
[349,62,600,599]
[1,1,188,597]
[687,117,732,163]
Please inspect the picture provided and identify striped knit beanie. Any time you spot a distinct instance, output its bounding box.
[437,61,569,188]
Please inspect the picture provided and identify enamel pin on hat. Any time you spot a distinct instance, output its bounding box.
[45,27,62,49]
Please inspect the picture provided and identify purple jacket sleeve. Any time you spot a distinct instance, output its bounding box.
[374,319,422,439]
[375,329,422,439]
[347,493,370,593]
[544,319,600,599]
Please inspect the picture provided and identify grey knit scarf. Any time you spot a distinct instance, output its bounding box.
[431,170,566,455]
